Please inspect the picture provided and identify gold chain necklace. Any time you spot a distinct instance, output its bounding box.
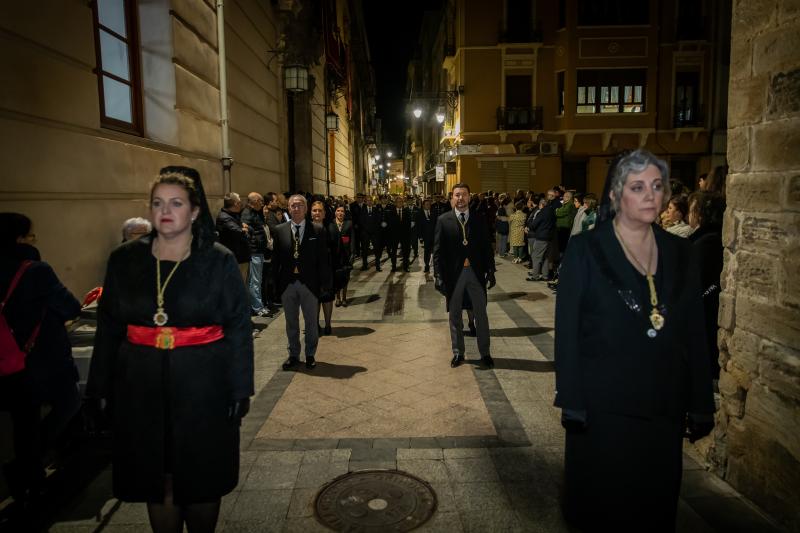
[613,221,665,332]
[457,211,468,245]
[153,238,191,326]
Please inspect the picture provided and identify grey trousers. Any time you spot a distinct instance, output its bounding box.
[281,280,319,360]
[529,239,550,277]
[449,267,490,357]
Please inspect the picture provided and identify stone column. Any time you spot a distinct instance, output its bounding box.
[702,1,800,530]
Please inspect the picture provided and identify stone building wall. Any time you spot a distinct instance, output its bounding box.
[703,0,800,530]
[0,1,286,296]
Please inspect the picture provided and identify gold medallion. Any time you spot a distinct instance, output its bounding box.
[153,308,168,326]
[650,309,665,331]
[293,251,300,259]
[463,239,468,246]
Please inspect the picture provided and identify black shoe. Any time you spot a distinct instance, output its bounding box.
[450,354,465,368]
[424,266,430,273]
[403,267,410,272]
[376,267,382,272]
[306,357,316,369]
[323,325,332,335]
[282,357,299,371]
[391,267,398,272]
[481,355,495,368]
[360,265,368,271]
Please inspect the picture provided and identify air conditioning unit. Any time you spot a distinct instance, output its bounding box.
[539,141,559,155]
[518,143,538,155]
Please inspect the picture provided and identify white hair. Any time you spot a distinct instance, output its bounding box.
[122,217,152,241]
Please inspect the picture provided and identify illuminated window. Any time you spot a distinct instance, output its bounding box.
[576,70,645,114]
[92,0,143,134]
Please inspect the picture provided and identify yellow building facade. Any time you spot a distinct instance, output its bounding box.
[427,0,730,196]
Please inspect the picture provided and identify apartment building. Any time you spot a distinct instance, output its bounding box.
[407,0,730,196]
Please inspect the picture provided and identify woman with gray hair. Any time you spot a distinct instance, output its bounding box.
[554,149,715,531]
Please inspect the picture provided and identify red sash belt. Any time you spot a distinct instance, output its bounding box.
[127,325,224,350]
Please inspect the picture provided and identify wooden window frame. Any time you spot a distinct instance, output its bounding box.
[91,0,144,135]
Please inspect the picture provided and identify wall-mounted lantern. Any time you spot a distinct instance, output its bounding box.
[284,64,309,92]
[325,111,340,131]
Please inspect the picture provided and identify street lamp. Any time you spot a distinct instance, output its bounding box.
[375,154,381,160]
[435,111,445,124]
[284,65,308,92]
[325,111,339,131]
[413,108,422,118]
[387,151,393,158]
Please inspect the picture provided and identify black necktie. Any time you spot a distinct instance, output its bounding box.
[398,209,402,220]
[459,213,465,224]
[294,224,301,240]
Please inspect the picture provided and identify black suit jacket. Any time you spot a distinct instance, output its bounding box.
[416,209,436,244]
[433,210,495,310]
[272,221,332,298]
[359,205,381,236]
[385,207,412,241]
[554,220,715,419]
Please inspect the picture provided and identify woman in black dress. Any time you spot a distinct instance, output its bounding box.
[554,150,715,531]
[86,167,253,533]
[311,200,335,335]
[330,204,355,307]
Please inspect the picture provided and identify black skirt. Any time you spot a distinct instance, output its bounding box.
[562,411,684,532]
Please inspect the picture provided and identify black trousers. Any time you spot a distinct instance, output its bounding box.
[362,233,381,269]
[0,372,44,496]
[422,238,433,269]
[388,237,410,269]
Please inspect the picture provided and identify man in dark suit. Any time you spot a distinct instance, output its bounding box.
[376,195,393,269]
[272,194,332,370]
[359,195,382,271]
[416,198,437,273]
[434,183,496,368]
[215,192,251,281]
[385,196,412,272]
[407,196,420,261]
[349,193,365,257]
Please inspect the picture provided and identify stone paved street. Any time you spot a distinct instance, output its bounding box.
[46,253,781,532]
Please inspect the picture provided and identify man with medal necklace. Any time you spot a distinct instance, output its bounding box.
[433,183,496,369]
[271,194,332,370]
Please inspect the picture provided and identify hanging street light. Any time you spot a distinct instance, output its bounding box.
[325,111,340,131]
[387,151,393,158]
[435,107,446,124]
[413,108,423,118]
[284,64,309,92]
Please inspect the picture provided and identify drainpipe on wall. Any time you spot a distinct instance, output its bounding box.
[217,1,233,191]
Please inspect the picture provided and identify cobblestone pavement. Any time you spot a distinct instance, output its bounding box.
[46,252,781,532]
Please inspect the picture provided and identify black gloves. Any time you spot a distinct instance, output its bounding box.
[228,398,251,420]
[434,277,447,296]
[686,412,714,443]
[560,409,587,433]
[486,272,496,290]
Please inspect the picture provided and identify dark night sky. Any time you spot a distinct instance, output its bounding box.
[364,0,442,152]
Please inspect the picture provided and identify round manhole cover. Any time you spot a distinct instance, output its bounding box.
[314,469,437,531]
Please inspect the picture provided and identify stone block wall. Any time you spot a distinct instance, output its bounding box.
[702,0,800,530]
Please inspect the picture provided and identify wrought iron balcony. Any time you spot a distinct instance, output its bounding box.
[498,26,543,44]
[673,105,705,128]
[497,106,543,131]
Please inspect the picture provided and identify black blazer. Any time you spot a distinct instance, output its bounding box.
[529,203,556,241]
[327,220,355,270]
[433,210,495,310]
[215,209,250,264]
[359,205,381,236]
[272,221,332,298]
[416,209,436,244]
[554,220,715,419]
[385,207,412,239]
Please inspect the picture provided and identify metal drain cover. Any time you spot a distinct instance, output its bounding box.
[314,469,437,531]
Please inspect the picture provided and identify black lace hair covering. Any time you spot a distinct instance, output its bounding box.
[158,166,216,251]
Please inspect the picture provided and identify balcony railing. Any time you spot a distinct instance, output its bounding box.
[673,105,705,128]
[497,106,543,131]
[498,26,543,44]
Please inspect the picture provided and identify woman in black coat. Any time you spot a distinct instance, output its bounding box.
[0,213,81,505]
[554,150,715,531]
[86,167,253,532]
[329,204,355,307]
[688,190,726,380]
